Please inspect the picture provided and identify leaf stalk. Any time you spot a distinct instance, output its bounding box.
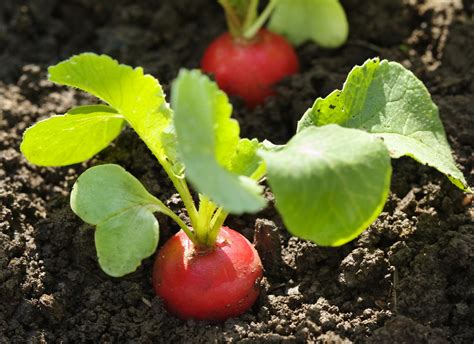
[217,0,277,41]
[243,0,278,39]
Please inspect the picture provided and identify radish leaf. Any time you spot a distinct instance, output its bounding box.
[172,70,266,214]
[45,53,176,166]
[21,105,123,166]
[71,164,163,277]
[268,0,348,48]
[298,58,470,191]
[262,125,391,246]
[95,208,159,277]
[229,138,263,176]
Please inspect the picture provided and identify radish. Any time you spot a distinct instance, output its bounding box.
[202,0,350,107]
[202,29,299,108]
[23,53,468,323]
[153,227,263,320]
[202,0,299,108]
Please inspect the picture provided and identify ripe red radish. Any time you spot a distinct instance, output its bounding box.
[201,29,299,108]
[200,0,349,108]
[153,227,263,321]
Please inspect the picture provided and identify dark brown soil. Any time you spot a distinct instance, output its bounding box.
[1,0,473,342]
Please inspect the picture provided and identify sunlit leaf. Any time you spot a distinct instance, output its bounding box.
[71,164,163,276]
[172,70,266,213]
[21,105,123,166]
[262,125,391,246]
[48,53,175,163]
[298,58,470,191]
[269,0,348,48]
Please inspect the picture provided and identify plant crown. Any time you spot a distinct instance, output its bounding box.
[21,54,470,276]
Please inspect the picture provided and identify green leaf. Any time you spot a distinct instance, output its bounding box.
[268,0,348,48]
[297,58,380,130]
[212,82,240,170]
[172,69,266,214]
[95,208,158,277]
[21,105,124,166]
[71,164,162,224]
[71,164,162,276]
[298,58,470,191]
[48,53,174,162]
[229,138,262,177]
[262,125,392,246]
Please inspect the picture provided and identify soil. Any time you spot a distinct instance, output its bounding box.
[1,0,473,342]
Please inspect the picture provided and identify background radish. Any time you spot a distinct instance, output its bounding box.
[202,0,349,107]
[202,29,298,108]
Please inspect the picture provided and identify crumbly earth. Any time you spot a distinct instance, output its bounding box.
[1,0,473,342]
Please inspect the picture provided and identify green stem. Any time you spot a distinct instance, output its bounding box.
[151,199,198,245]
[218,0,243,37]
[243,0,278,39]
[129,121,200,242]
[207,207,229,244]
[177,178,199,226]
[196,195,210,234]
[195,195,219,246]
[158,157,199,228]
[243,0,259,31]
[166,211,197,245]
[250,161,267,182]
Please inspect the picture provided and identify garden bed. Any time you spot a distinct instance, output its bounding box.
[1,0,473,342]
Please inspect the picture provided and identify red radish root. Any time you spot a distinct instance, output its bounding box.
[202,29,299,108]
[153,227,263,321]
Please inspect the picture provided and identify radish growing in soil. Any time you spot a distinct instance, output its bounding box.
[154,227,262,320]
[202,0,349,107]
[21,54,470,320]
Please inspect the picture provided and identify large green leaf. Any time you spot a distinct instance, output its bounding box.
[48,53,174,163]
[172,70,266,214]
[71,164,162,277]
[262,125,392,246]
[298,58,470,191]
[268,0,348,48]
[21,105,123,166]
